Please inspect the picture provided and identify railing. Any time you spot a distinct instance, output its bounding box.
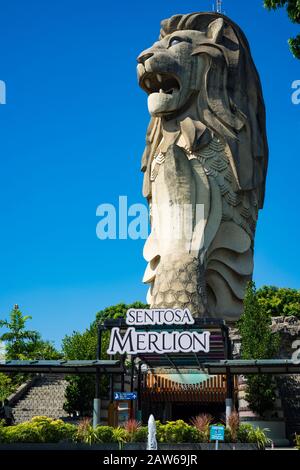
[141,373,237,403]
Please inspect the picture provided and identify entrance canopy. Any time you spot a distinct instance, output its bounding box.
[0,360,123,375]
[204,359,300,375]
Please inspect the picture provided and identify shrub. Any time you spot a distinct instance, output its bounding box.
[0,416,76,444]
[244,425,271,449]
[112,427,128,449]
[131,426,148,443]
[123,419,141,442]
[224,427,232,443]
[75,417,98,444]
[95,425,115,443]
[30,416,76,442]
[227,411,240,442]
[236,423,253,443]
[0,417,270,447]
[2,423,42,443]
[190,414,212,442]
[155,420,165,443]
[295,434,300,449]
[160,420,198,444]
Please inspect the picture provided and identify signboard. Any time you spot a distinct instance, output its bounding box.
[114,392,137,401]
[210,425,225,442]
[107,309,210,355]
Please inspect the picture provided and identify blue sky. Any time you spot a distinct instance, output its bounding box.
[0,0,299,347]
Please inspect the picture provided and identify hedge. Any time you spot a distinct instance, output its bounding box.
[0,417,270,448]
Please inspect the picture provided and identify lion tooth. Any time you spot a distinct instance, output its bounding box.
[157,74,163,83]
[145,79,151,89]
[159,89,163,93]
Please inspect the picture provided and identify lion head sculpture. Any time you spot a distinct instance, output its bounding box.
[137,13,268,321]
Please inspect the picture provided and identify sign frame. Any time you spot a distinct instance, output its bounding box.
[210,425,225,450]
[113,391,138,401]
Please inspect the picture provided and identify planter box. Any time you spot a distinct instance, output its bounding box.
[0,442,259,451]
[158,443,259,450]
[0,443,119,451]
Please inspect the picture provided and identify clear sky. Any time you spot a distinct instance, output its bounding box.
[0,0,299,348]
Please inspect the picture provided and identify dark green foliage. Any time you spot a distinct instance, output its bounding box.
[95,425,115,443]
[264,0,300,58]
[94,301,149,325]
[63,375,95,416]
[25,339,62,360]
[224,427,232,443]
[245,375,278,417]
[62,328,98,360]
[130,426,148,443]
[237,423,253,443]
[62,302,148,416]
[264,0,300,22]
[239,283,280,359]
[62,328,98,416]
[289,34,300,58]
[257,285,300,318]
[0,374,14,401]
[239,282,280,417]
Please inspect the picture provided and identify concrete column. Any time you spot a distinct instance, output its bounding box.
[93,398,101,428]
[225,398,233,424]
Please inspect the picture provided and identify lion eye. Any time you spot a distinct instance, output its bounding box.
[169,37,183,47]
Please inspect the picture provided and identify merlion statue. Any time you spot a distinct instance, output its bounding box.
[137,12,268,321]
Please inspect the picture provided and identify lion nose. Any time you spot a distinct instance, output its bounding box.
[137,51,154,64]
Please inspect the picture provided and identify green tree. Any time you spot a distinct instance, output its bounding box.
[0,305,61,401]
[25,338,62,360]
[264,0,300,58]
[0,373,14,402]
[257,285,300,318]
[0,305,61,360]
[0,305,39,359]
[62,327,98,415]
[238,282,280,416]
[94,301,149,325]
[62,301,148,416]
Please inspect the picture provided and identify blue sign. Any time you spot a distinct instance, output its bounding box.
[210,425,225,442]
[114,392,137,401]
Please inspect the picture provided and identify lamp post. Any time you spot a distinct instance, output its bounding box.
[93,323,104,428]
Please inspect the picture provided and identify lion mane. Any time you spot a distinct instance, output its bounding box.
[141,12,268,209]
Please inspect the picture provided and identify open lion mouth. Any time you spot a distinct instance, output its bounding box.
[140,72,180,96]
